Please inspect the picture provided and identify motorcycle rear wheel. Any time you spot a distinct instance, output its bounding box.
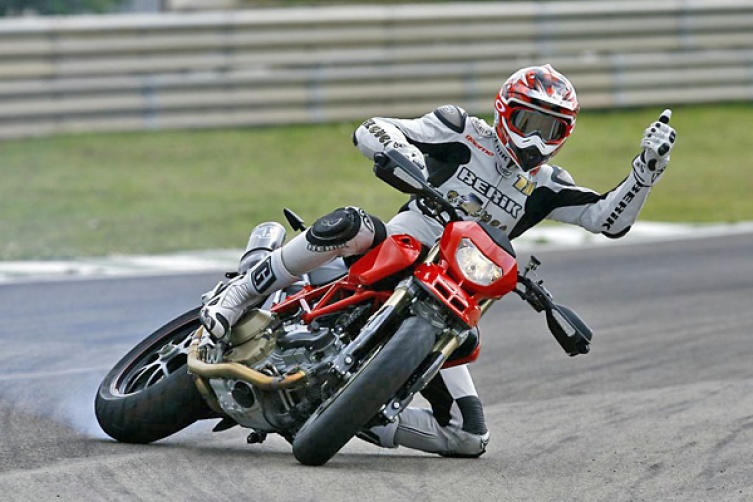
[292,316,436,466]
[95,308,216,444]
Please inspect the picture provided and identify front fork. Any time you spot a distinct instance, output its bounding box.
[329,278,418,378]
[375,235,502,423]
[377,311,483,424]
[333,241,493,425]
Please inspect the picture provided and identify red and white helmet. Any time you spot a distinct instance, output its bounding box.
[493,64,579,172]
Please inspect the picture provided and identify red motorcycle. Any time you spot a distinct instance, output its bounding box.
[95,149,593,465]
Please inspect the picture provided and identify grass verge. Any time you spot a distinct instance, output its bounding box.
[1,102,750,260]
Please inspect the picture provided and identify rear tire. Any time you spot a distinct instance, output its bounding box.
[95,308,216,444]
[292,316,436,466]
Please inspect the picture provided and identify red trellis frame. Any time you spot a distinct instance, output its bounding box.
[271,278,393,325]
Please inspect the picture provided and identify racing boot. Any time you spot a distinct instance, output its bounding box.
[357,407,489,458]
[357,365,490,457]
[200,248,297,340]
[201,207,384,340]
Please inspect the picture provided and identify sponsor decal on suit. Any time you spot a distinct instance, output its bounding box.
[465,134,494,157]
[456,167,522,218]
[513,175,536,196]
[251,256,277,292]
[602,183,643,231]
[361,119,394,147]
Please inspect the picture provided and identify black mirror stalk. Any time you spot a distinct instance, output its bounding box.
[516,256,594,356]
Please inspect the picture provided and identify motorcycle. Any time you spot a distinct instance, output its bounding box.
[95,149,593,466]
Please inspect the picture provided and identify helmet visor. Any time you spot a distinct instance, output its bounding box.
[509,107,570,144]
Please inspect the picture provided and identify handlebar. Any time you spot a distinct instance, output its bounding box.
[514,256,593,357]
[373,150,461,225]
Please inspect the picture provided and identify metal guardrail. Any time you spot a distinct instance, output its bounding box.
[0,0,752,138]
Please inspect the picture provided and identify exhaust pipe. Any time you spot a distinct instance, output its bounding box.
[238,222,287,274]
[187,327,307,391]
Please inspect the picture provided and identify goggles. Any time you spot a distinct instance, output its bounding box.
[508,106,572,144]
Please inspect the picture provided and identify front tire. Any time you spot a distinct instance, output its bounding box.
[95,308,216,444]
[292,316,437,466]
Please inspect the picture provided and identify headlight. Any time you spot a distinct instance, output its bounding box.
[455,238,504,286]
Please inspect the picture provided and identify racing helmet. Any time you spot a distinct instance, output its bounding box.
[493,64,579,171]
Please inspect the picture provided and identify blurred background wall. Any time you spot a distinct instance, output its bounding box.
[0,0,751,139]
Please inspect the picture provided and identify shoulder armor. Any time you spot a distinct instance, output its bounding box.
[550,165,576,187]
[470,117,494,138]
[433,105,468,133]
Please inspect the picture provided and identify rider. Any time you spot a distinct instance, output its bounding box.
[200,64,677,457]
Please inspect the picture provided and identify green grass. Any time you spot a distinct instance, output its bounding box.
[1,103,751,260]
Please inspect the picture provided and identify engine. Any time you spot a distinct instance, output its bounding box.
[206,304,371,434]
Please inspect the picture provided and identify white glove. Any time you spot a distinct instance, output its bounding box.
[389,142,427,172]
[632,109,676,186]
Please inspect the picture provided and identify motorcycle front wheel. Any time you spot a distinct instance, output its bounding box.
[292,316,437,466]
[95,308,216,444]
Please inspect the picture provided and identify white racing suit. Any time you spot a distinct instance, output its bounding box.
[207,105,656,457]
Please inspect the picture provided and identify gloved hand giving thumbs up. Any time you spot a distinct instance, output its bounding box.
[632,109,677,187]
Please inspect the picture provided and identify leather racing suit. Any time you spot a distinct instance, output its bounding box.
[355,105,652,243]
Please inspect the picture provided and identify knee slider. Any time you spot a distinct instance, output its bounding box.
[306,207,386,252]
[357,421,399,449]
[441,429,490,458]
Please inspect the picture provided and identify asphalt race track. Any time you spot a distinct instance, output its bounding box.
[1,232,752,501]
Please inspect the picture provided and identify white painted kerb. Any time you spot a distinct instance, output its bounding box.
[1,222,752,284]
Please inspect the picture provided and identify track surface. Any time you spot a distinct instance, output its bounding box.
[1,233,752,501]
